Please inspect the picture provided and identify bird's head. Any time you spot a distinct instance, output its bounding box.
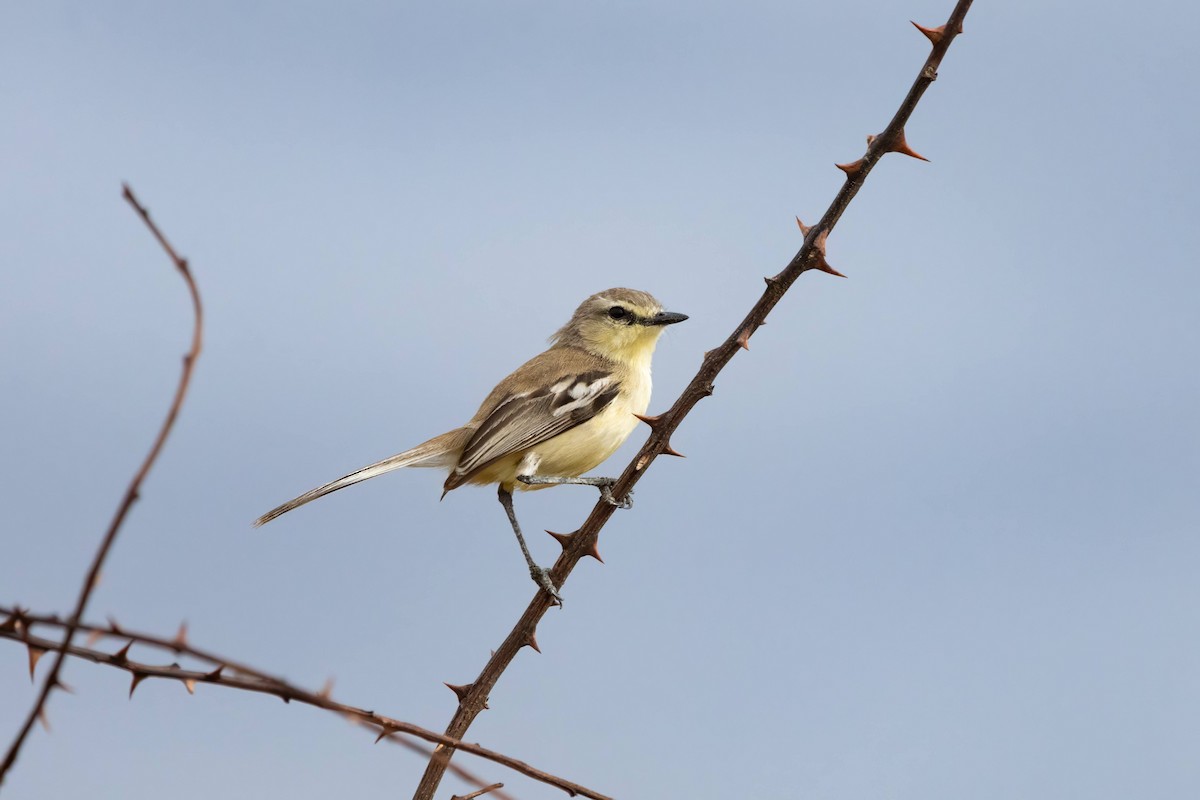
[551,288,688,366]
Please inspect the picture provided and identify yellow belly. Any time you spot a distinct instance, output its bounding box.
[465,372,651,490]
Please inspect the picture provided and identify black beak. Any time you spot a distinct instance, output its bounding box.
[646,311,688,326]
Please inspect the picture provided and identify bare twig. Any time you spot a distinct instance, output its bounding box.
[412,2,976,797]
[452,783,504,800]
[0,607,608,800]
[0,186,205,785]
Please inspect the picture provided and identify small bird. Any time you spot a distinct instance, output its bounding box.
[255,288,687,601]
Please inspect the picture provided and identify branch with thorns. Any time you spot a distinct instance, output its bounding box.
[412,2,976,797]
[1,606,606,800]
[0,185,204,786]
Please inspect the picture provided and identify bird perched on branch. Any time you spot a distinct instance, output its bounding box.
[255,288,687,602]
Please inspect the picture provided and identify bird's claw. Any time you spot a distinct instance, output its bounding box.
[531,566,563,606]
[598,481,633,510]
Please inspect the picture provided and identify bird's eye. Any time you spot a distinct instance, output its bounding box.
[607,306,627,320]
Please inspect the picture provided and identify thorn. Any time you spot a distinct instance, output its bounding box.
[736,329,751,351]
[107,617,123,635]
[585,538,604,564]
[545,530,574,550]
[811,257,847,279]
[318,677,335,700]
[172,621,188,650]
[112,641,132,663]
[910,20,945,45]
[85,629,103,647]
[37,707,51,732]
[27,644,46,681]
[205,665,224,681]
[523,630,541,654]
[129,672,148,699]
[794,215,812,236]
[184,678,197,695]
[701,384,715,397]
[445,682,473,703]
[632,412,662,427]
[763,274,782,288]
[53,678,74,694]
[835,158,865,178]
[889,128,929,161]
[809,231,847,278]
[374,726,396,744]
[662,442,686,458]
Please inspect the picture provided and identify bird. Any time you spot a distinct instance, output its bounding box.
[254,288,687,602]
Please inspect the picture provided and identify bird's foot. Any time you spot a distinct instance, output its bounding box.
[531,566,563,606]
[596,479,633,510]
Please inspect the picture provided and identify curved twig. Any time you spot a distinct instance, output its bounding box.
[412,2,976,797]
[0,186,205,785]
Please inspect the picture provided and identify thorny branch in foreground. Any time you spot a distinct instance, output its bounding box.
[0,606,608,800]
[0,185,205,786]
[412,2,976,798]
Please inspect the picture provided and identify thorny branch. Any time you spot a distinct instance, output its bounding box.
[0,607,607,800]
[412,2,976,797]
[0,185,205,785]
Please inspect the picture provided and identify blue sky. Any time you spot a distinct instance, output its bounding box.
[2,1,1198,798]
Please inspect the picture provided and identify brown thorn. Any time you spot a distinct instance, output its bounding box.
[794,215,812,236]
[736,329,751,351]
[107,616,122,635]
[910,20,944,45]
[632,412,662,427]
[890,128,930,162]
[811,257,848,279]
[84,629,103,647]
[374,726,397,744]
[129,672,148,699]
[444,682,474,703]
[318,677,335,700]
[36,707,51,733]
[835,159,865,178]
[53,679,74,694]
[662,442,686,458]
[545,530,574,550]
[172,621,188,650]
[523,630,541,654]
[26,645,46,682]
[112,641,132,663]
[184,678,197,695]
[586,539,604,564]
[204,664,224,681]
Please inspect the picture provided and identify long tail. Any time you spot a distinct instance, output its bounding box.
[253,428,469,527]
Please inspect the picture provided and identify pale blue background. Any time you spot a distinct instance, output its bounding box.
[2,1,1198,798]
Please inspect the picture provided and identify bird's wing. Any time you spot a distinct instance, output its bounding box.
[447,369,620,487]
